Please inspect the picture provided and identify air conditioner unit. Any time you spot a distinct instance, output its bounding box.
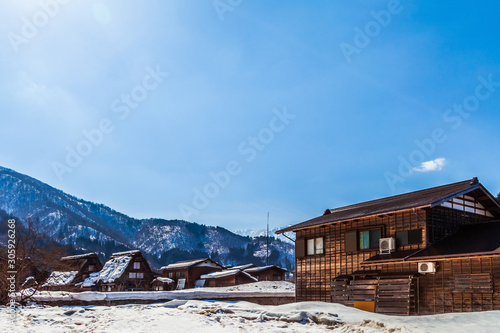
[379,237,395,254]
[418,262,436,274]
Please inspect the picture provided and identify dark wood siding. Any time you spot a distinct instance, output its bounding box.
[366,256,500,314]
[426,206,493,244]
[295,208,428,302]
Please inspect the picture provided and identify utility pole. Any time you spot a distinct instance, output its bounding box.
[266,212,269,266]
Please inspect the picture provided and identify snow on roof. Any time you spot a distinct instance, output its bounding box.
[231,264,255,270]
[200,270,258,282]
[61,253,97,260]
[22,276,37,287]
[111,250,141,257]
[160,258,207,270]
[200,270,239,279]
[152,277,174,284]
[42,271,78,287]
[95,256,132,284]
[76,272,100,288]
[244,265,286,273]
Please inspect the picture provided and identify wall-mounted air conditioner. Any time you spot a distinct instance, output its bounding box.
[379,237,395,254]
[418,262,436,274]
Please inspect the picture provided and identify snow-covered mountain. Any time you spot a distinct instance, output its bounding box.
[233,228,295,244]
[0,166,294,270]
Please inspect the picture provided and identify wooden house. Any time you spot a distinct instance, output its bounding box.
[201,269,257,287]
[160,258,223,290]
[81,250,154,292]
[276,178,500,315]
[244,265,288,281]
[151,277,175,291]
[42,253,102,291]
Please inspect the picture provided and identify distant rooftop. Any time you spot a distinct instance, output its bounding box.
[111,250,141,257]
[61,253,98,261]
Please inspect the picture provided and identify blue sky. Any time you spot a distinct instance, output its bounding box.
[1,0,499,231]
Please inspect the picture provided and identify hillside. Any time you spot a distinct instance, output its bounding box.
[0,166,294,270]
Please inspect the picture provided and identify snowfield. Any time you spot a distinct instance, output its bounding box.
[3,282,500,332]
[2,300,500,333]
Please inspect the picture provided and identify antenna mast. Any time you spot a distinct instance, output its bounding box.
[266,212,269,266]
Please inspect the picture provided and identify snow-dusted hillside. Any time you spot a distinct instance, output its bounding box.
[234,227,295,244]
[0,166,294,270]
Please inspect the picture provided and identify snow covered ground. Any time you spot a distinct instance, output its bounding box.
[2,299,500,332]
[3,282,500,332]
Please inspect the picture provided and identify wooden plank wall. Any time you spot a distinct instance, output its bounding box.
[415,256,500,314]
[295,208,427,302]
[376,276,415,316]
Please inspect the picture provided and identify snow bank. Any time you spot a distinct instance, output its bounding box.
[2,299,500,332]
[29,281,295,302]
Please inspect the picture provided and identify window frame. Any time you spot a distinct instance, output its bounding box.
[358,229,382,250]
[305,236,324,256]
[396,228,423,246]
[133,262,141,269]
[345,227,384,253]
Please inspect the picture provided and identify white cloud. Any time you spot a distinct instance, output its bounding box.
[413,158,446,173]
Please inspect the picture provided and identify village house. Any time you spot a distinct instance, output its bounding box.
[244,265,288,282]
[160,258,223,289]
[42,253,102,291]
[201,269,257,287]
[276,178,500,315]
[151,277,175,291]
[81,250,154,292]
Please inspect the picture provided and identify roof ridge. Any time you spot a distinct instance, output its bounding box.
[326,179,474,214]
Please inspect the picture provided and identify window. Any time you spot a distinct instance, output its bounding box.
[396,229,422,246]
[137,272,144,279]
[273,274,282,281]
[359,229,381,250]
[129,272,137,279]
[306,237,324,255]
[88,265,95,272]
[133,262,140,269]
[176,271,186,278]
[168,272,173,278]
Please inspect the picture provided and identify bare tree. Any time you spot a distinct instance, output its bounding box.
[1,218,69,305]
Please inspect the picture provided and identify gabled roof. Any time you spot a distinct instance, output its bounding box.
[200,269,258,281]
[42,271,79,287]
[277,178,500,234]
[61,253,98,261]
[152,277,174,284]
[160,258,223,270]
[244,265,288,273]
[82,256,133,286]
[230,264,256,270]
[110,250,141,257]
